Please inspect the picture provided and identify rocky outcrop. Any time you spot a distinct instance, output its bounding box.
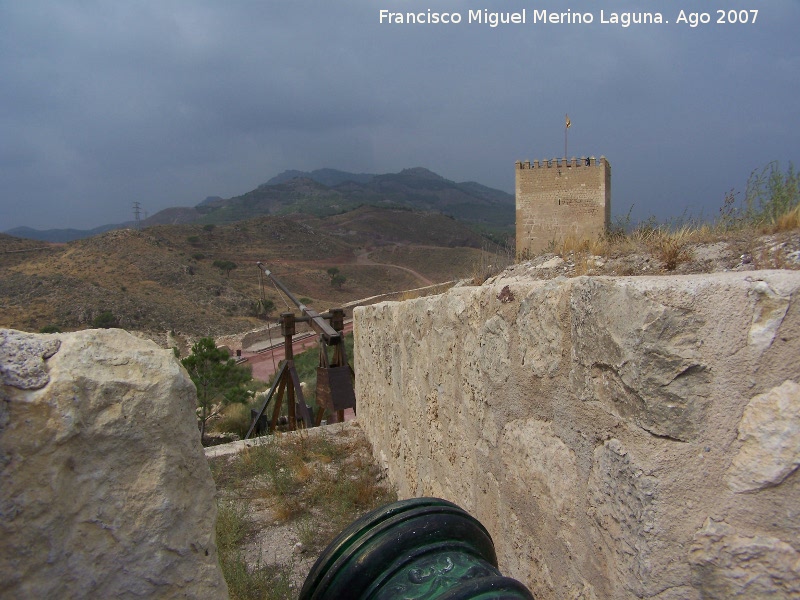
[355,270,800,599]
[0,328,228,599]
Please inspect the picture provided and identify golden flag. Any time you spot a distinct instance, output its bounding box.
[565,114,571,129]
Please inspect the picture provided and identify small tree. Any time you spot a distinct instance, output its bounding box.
[181,338,252,441]
[327,267,346,289]
[213,259,237,278]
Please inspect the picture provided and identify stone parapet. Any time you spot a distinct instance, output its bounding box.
[516,156,606,168]
[355,270,800,599]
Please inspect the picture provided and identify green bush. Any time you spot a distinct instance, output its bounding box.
[39,324,61,333]
[92,310,118,329]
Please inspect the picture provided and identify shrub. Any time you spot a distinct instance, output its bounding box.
[721,161,800,229]
[39,324,61,333]
[326,267,347,289]
[212,403,253,438]
[92,310,118,329]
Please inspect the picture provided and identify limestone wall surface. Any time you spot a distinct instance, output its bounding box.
[354,270,800,599]
[0,328,228,599]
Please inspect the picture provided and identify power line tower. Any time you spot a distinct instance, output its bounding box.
[132,202,142,230]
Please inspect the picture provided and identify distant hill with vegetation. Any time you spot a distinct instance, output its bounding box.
[0,206,509,338]
[5,167,514,243]
[265,168,376,187]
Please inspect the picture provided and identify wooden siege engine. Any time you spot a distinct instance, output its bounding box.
[245,263,356,439]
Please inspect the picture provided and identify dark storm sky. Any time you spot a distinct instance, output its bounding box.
[1,1,798,230]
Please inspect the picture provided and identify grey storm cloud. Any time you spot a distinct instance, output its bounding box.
[1,0,799,230]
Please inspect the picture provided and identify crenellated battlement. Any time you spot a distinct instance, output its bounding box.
[515,154,611,257]
[515,156,607,169]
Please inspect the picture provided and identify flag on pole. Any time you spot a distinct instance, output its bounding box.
[565,114,571,129]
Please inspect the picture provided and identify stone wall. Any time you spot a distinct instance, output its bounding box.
[354,270,800,599]
[515,157,610,257]
[0,328,228,599]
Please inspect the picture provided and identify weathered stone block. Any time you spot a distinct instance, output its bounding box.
[0,329,61,389]
[0,328,228,599]
[689,519,800,597]
[727,379,800,493]
[748,280,791,351]
[570,277,710,442]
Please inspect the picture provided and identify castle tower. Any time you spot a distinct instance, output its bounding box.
[515,156,611,258]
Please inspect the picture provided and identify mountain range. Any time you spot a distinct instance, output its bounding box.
[5,167,514,243]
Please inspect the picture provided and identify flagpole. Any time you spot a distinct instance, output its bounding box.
[564,113,570,159]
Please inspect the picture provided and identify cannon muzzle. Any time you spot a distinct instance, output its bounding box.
[300,497,534,600]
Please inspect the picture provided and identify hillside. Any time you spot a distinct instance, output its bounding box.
[265,168,375,186]
[5,167,514,243]
[197,167,514,228]
[0,208,507,339]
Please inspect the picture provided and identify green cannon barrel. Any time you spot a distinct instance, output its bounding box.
[299,497,534,600]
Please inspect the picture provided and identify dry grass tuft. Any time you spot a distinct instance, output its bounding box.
[774,205,800,232]
[470,243,514,284]
[651,234,693,271]
[557,234,607,256]
[588,236,608,256]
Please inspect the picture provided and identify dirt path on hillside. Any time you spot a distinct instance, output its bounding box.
[355,247,434,286]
